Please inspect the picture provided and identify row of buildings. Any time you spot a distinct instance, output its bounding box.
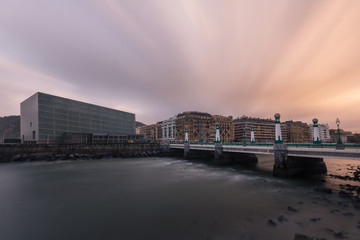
[137,112,333,144]
[20,92,357,144]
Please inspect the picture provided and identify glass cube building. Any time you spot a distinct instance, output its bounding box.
[21,92,135,144]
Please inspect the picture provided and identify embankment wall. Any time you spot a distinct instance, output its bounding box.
[0,143,161,162]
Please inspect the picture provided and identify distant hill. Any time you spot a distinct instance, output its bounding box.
[136,121,146,128]
[0,115,20,140]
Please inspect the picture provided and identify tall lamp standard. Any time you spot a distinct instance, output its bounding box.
[243,127,247,145]
[336,118,342,145]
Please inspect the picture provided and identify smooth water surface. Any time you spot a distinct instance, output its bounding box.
[0,156,359,240]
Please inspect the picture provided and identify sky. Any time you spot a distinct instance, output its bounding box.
[1,0,360,131]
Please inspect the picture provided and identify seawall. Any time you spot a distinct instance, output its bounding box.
[0,143,161,162]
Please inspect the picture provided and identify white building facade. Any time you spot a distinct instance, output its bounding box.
[161,116,176,142]
[309,123,330,143]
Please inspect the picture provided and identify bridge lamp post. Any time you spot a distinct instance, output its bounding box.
[243,127,247,145]
[336,118,342,145]
[185,128,189,143]
[250,127,255,144]
[274,113,283,144]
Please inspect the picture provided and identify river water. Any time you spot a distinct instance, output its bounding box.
[0,156,360,240]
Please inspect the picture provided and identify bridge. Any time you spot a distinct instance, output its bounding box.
[165,114,360,177]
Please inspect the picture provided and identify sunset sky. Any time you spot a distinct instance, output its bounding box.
[1,0,360,131]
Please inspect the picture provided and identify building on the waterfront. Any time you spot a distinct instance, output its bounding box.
[136,125,147,136]
[160,116,176,142]
[233,116,288,143]
[212,115,234,142]
[175,111,214,143]
[156,121,163,142]
[285,121,311,143]
[20,92,135,144]
[309,123,330,143]
[329,129,351,143]
[347,133,360,144]
[144,124,157,143]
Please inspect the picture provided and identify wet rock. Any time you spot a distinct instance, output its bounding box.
[288,206,298,212]
[278,215,288,223]
[294,234,324,240]
[330,209,340,214]
[267,219,277,227]
[342,212,354,217]
[310,218,321,222]
[339,191,353,199]
[314,187,332,194]
[333,231,348,239]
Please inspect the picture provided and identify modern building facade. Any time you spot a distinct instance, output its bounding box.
[21,92,135,144]
[234,116,288,143]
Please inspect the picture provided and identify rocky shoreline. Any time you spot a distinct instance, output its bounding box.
[0,143,163,163]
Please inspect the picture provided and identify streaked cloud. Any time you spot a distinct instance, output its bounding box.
[0,0,359,131]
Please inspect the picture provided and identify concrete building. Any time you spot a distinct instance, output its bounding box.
[145,124,157,143]
[175,111,213,143]
[156,121,163,142]
[234,116,288,143]
[309,123,330,143]
[161,116,176,142]
[212,115,234,142]
[285,121,311,143]
[309,123,331,143]
[329,129,351,143]
[21,92,135,144]
[174,112,234,143]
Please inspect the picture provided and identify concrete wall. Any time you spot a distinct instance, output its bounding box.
[20,93,39,143]
[0,143,160,162]
[20,92,136,144]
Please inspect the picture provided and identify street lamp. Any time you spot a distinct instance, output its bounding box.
[243,127,247,145]
[336,117,342,145]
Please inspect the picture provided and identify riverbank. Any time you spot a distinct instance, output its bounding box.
[0,143,162,162]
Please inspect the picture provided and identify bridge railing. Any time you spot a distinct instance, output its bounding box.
[169,142,360,149]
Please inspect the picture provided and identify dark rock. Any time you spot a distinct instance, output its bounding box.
[288,206,298,212]
[330,209,340,214]
[267,219,277,227]
[333,231,348,239]
[293,233,320,240]
[342,212,354,217]
[310,218,321,222]
[339,191,353,199]
[297,201,304,205]
[314,187,332,194]
[278,215,288,223]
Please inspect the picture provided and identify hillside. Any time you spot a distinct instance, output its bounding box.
[0,115,20,140]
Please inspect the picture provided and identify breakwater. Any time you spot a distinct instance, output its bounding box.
[0,143,161,162]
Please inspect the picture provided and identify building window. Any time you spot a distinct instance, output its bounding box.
[32,131,36,140]
[30,122,32,127]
